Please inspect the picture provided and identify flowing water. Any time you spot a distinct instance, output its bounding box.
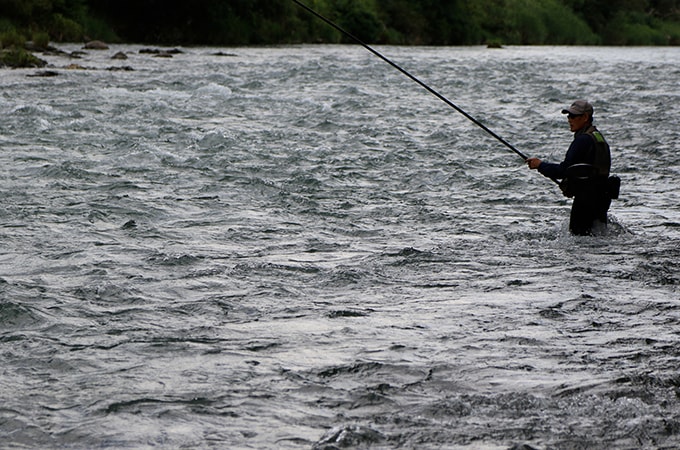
[1,44,679,449]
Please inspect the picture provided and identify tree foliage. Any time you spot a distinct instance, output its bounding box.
[0,0,679,45]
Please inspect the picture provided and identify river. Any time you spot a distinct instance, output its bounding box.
[1,44,679,449]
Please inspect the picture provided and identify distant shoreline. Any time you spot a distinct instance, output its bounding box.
[1,1,679,49]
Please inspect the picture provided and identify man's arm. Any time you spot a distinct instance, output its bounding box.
[528,135,592,180]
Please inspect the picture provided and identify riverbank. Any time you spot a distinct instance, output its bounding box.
[1,0,680,49]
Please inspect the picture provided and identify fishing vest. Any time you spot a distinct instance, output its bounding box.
[585,125,610,178]
[560,125,612,198]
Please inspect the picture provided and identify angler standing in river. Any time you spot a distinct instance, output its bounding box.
[527,100,618,235]
[292,0,622,235]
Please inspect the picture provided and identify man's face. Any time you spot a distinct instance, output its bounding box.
[568,113,590,132]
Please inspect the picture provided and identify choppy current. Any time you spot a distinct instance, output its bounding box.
[1,44,679,449]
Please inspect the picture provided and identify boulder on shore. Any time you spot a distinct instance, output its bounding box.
[0,48,47,68]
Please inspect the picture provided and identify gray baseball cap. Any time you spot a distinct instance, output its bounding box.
[562,100,593,115]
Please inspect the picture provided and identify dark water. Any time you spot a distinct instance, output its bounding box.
[1,44,679,449]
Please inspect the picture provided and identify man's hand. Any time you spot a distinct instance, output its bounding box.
[526,157,542,170]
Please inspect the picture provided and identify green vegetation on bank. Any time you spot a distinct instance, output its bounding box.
[1,0,679,46]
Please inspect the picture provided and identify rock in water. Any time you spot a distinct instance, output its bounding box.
[313,425,384,449]
[83,40,109,50]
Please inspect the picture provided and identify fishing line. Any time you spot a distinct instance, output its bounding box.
[291,0,529,161]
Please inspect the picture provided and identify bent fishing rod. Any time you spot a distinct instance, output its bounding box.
[292,0,559,184]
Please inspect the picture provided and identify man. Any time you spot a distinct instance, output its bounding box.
[526,100,612,236]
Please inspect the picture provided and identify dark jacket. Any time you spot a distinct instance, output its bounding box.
[537,124,610,181]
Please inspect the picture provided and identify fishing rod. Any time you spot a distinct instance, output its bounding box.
[291,0,530,162]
